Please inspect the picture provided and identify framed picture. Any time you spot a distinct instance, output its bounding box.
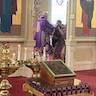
[75,0,96,41]
[0,0,27,42]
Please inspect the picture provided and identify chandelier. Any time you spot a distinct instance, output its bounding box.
[56,0,64,5]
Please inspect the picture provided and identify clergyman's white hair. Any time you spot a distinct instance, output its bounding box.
[41,11,48,16]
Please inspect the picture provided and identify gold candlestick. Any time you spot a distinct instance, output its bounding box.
[0,43,19,96]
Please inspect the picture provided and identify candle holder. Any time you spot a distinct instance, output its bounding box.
[25,51,41,84]
[0,43,19,96]
[0,43,42,95]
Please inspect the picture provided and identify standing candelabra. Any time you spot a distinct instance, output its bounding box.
[0,43,45,95]
[0,43,19,96]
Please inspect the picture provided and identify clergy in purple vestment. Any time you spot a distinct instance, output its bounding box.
[34,12,54,51]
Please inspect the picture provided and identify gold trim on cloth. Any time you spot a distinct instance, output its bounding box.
[23,83,44,96]
[23,80,94,96]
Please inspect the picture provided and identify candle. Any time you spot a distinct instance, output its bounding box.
[12,53,16,60]
[43,47,46,56]
[24,47,27,61]
[31,48,34,59]
[12,53,16,64]
[17,44,21,60]
[42,47,46,60]
[50,35,53,46]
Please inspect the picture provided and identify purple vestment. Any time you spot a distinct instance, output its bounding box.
[34,16,54,49]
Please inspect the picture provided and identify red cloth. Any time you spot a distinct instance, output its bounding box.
[11,0,17,15]
[82,10,89,33]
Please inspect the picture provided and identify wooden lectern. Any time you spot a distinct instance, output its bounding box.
[40,60,76,86]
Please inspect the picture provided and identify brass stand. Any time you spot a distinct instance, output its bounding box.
[0,43,19,96]
[25,52,41,84]
[0,43,41,96]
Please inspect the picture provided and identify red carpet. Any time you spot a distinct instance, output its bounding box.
[2,70,95,96]
[76,69,96,96]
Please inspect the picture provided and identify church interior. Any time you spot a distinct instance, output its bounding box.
[0,0,96,96]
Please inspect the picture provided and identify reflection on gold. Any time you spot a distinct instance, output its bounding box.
[76,0,96,28]
[12,0,22,25]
